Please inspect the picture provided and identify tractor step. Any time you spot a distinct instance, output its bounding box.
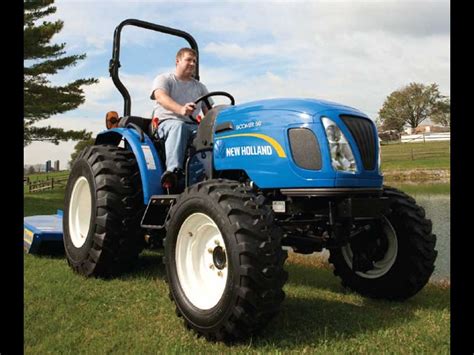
[24,210,64,254]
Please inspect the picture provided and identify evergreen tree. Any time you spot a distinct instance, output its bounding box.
[24,0,98,146]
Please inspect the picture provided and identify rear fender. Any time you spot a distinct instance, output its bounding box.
[95,128,164,203]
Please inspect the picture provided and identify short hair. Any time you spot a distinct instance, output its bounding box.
[176,47,197,60]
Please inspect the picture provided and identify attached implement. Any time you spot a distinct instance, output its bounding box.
[24,210,64,254]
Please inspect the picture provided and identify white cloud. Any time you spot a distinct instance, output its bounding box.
[204,42,278,60]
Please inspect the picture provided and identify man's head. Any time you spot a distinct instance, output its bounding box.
[175,48,197,80]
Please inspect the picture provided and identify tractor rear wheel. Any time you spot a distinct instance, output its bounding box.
[328,186,437,300]
[164,179,288,342]
[63,145,145,277]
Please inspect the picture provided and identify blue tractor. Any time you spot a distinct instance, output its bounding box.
[63,19,437,342]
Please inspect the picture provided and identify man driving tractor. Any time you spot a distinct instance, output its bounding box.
[149,47,212,190]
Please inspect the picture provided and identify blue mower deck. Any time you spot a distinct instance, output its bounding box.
[24,210,64,254]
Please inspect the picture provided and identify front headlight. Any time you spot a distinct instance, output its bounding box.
[322,117,357,172]
[377,136,382,173]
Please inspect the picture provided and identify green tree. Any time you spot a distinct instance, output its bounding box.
[431,98,450,128]
[378,83,449,132]
[69,137,95,167]
[27,166,36,175]
[24,0,98,146]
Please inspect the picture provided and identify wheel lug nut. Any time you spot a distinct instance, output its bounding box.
[209,264,215,269]
[214,240,220,246]
[208,248,213,253]
[188,232,193,237]
[217,271,223,277]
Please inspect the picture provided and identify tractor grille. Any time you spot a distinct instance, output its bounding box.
[340,115,377,170]
[288,128,322,170]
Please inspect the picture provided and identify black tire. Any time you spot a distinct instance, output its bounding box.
[328,186,437,300]
[164,179,288,342]
[63,145,145,277]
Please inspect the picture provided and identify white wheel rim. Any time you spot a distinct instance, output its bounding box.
[68,176,92,248]
[175,213,228,310]
[341,216,398,279]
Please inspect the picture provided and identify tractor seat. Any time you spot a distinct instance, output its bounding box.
[118,116,152,134]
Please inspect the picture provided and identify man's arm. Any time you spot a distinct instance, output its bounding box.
[154,89,196,116]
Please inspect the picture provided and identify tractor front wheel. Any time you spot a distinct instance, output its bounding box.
[329,186,437,300]
[164,179,288,342]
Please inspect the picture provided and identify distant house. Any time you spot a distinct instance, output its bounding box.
[404,124,450,135]
[401,123,450,143]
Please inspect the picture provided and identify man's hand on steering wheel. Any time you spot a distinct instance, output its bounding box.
[181,102,197,116]
[188,91,236,124]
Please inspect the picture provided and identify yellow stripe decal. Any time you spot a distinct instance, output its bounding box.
[24,229,34,243]
[217,133,287,158]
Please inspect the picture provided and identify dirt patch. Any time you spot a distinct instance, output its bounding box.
[383,169,450,182]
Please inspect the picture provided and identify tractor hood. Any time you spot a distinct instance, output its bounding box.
[224,98,366,118]
[212,97,382,189]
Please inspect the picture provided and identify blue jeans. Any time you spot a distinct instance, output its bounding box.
[157,119,197,172]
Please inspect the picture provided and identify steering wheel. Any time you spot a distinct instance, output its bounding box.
[188,91,235,123]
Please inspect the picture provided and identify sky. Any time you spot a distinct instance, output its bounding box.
[24,0,450,169]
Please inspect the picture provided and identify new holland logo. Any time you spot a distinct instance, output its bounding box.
[225,145,273,157]
[214,133,287,158]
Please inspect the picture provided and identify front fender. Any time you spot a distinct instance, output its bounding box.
[95,128,164,203]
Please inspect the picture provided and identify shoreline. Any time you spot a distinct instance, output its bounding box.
[382,168,450,182]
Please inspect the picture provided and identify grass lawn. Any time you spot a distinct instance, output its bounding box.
[380,141,450,171]
[24,251,449,353]
[24,187,450,353]
[387,182,450,195]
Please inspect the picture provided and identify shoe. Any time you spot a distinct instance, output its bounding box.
[161,171,178,192]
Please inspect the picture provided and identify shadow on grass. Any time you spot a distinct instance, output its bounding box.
[286,263,341,292]
[254,264,449,348]
[285,262,449,311]
[28,242,65,259]
[119,250,167,280]
[256,295,413,348]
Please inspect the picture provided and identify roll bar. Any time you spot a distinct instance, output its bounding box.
[109,19,199,117]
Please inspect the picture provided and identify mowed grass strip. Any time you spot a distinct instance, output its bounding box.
[24,188,450,353]
[380,141,450,171]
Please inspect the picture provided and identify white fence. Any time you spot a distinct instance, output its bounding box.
[401,132,450,143]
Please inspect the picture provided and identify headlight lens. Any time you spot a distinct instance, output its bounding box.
[322,117,357,172]
[377,135,382,173]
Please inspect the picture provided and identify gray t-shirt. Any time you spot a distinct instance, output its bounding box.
[150,73,210,123]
